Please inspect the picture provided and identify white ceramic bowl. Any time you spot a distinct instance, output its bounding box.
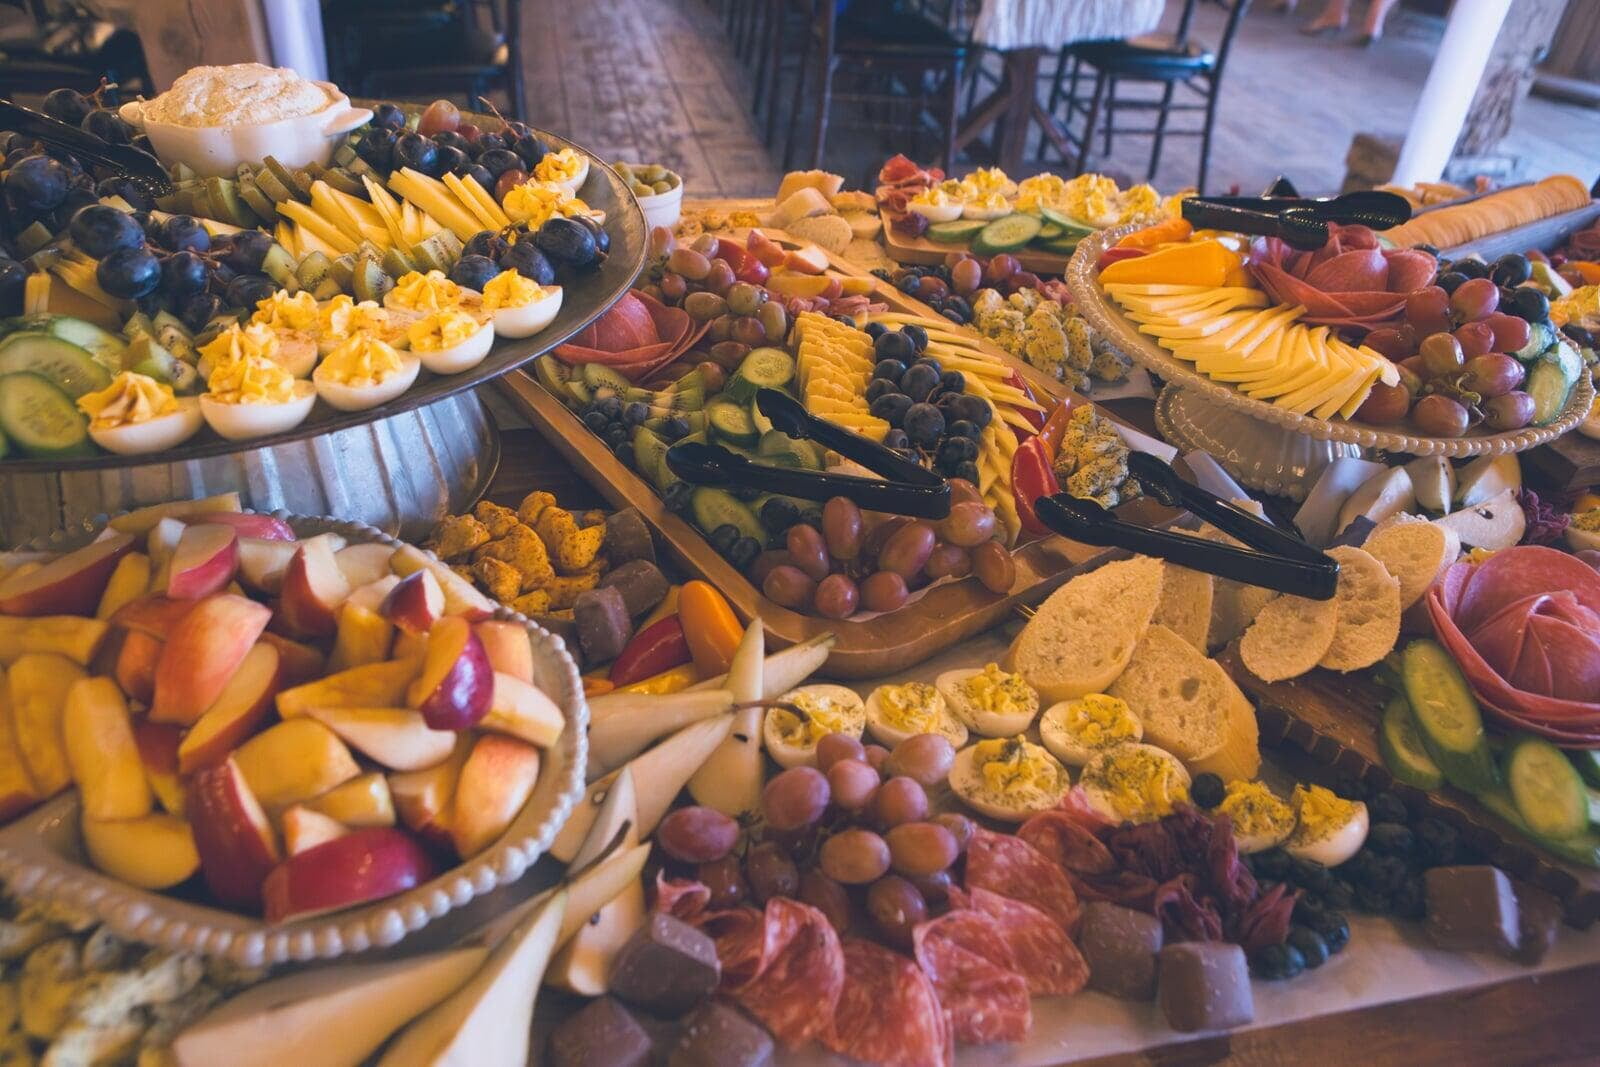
[0,511,587,967]
[120,83,372,178]
[634,177,684,232]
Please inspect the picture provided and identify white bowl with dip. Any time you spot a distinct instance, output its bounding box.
[121,63,372,178]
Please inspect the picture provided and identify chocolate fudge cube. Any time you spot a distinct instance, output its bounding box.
[667,1001,774,1067]
[574,584,633,662]
[1157,942,1254,1032]
[599,559,669,618]
[548,996,652,1067]
[1080,901,1164,1000]
[609,912,721,1015]
[1512,881,1561,965]
[1425,865,1519,954]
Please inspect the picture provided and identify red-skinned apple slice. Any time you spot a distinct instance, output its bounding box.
[167,524,240,600]
[257,632,325,686]
[481,672,563,748]
[389,737,470,848]
[190,512,295,540]
[450,734,540,858]
[335,544,396,589]
[389,546,495,620]
[473,621,534,684]
[188,757,281,910]
[110,595,197,640]
[150,594,272,725]
[346,575,400,614]
[132,719,185,815]
[114,629,163,705]
[278,537,352,638]
[262,827,435,923]
[283,805,349,855]
[237,538,300,595]
[304,706,457,771]
[381,570,444,636]
[406,617,492,730]
[0,532,135,617]
[177,643,284,774]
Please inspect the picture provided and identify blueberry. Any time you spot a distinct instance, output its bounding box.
[1322,878,1356,911]
[160,250,210,297]
[465,231,511,261]
[1435,271,1468,295]
[597,396,624,421]
[1249,942,1305,981]
[623,401,650,427]
[882,428,911,451]
[660,415,690,440]
[6,155,70,211]
[1290,858,1333,894]
[663,481,695,515]
[1251,848,1292,880]
[582,409,609,433]
[223,230,273,273]
[1367,792,1407,825]
[1308,909,1350,954]
[1366,823,1415,858]
[760,497,800,532]
[1413,818,1460,867]
[1190,772,1224,809]
[0,259,24,316]
[1453,257,1488,280]
[373,102,407,131]
[899,363,940,403]
[1491,253,1532,288]
[81,109,130,144]
[864,321,888,340]
[1293,894,1328,926]
[1507,287,1549,323]
[1287,925,1329,968]
[1390,876,1426,920]
[709,524,741,555]
[729,536,762,570]
[953,460,980,484]
[1367,854,1410,894]
[1355,882,1390,913]
[534,216,599,269]
[500,240,556,286]
[604,423,628,447]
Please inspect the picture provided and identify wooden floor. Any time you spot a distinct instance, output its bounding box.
[518,0,1600,199]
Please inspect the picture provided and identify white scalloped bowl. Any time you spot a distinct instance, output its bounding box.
[0,512,587,968]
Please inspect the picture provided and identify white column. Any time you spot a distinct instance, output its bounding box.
[261,0,329,81]
[1391,0,1513,187]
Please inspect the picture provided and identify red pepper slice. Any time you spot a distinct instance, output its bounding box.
[1003,370,1047,434]
[1010,436,1060,538]
[1037,400,1074,461]
[1095,246,1147,272]
[609,615,691,686]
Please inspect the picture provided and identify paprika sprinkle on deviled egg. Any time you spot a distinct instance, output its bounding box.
[406,307,494,374]
[316,294,408,355]
[198,321,306,379]
[480,269,563,338]
[1038,693,1143,767]
[1285,784,1370,867]
[198,352,315,441]
[948,736,1070,822]
[1217,780,1297,854]
[384,269,467,314]
[313,333,421,412]
[250,289,320,374]
[1078,742,1191,824]
[76,372,202,455]
[937,663,1039,738]
[865,681,968,749]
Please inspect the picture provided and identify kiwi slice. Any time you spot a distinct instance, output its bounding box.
[252,165,295,204]
[236,172,279,224]
[263,157,307,202]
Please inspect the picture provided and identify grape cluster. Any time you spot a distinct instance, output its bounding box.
[875,252,1050,327]
[643,229,795,371]
[655,731,974,948]
[456,212,605,291]
[862,324,989,482]
[352,99,550,202]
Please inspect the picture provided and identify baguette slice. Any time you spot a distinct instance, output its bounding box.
[1153,564,1214,653]
[1200,500,1275,651]
[776,169,845,203]
[1317,546,1401,672]
[1189,684,1261,783]
[1007,556,1163,703]
[1362,516,1460,609]
[1238,592,1339,682]
[1107,624,1234,764]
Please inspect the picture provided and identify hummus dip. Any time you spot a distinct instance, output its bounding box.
[142,64,332,128]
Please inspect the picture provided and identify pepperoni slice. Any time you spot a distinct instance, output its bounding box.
[730,898,845,1048]
[653,871,711,922]
[1018,809,1115,875]
[823,939,952,1067]
[913,909,1031,1046]
[966,887,1089,996]
[965,828,1082,935]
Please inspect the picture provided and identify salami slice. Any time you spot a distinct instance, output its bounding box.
[1018,809,1115,875]
[967,887,1089,996]
[653,871,711,922]
[823,939,952,1067]
[965,828,1082,935]
[694,906,766,991]
[729,898,845,1048]
[913,910,1031,1046]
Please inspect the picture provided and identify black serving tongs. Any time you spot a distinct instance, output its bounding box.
[1180,188,1412,251]
[1035,452,1339,599]
[665,389,951,519]
[0,100,171,199]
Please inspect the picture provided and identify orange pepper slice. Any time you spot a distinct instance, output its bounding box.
[678,579,743,676]
[616,662,699,695]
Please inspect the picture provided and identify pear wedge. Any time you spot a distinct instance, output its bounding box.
[548,768,645,994]
[688,622,766,817]
[586,689,734,776]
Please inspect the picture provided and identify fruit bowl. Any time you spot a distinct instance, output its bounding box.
[1068,225,1594,458]
[0,512,587,967]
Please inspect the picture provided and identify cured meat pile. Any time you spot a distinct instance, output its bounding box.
[1427,545,1600,743]
[875,154,944,216]
[1247,223,1437,330]
[553,290,711,382]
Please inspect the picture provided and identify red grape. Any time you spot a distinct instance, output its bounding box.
[932,812,975,853]
[659,273,688,302]
[886,821,960,877]
[860,571,909,613]
[937,501,997,548]
[951,257,983,295]
[883,734,956,786]
[907,869,953,907]
[873,776,930,828]
[1395,362,1424,397]
[1411,394,1470,437]
[822,498,864,560]
[984,254,1020,284]
[749,549,791,588]
[657,806,740,863]
[1484,390,1535,431]
[1405,286,1450,333]
[820,828,891,884]
[861,517,912,561]
[817,732,866,770]
[495,167,529,204]
[827,758,880,811]
[698,854,747,907]
[729,316,767,347]
[812,574,860,620]
[864,744,891,773]
[1363,324,1417,360]
[799,869,853,933]
[918,276,950,300]
[786,524,830,581]
[1462,354,1525,398]
[1453,321,1494,359]
[763,564,815,611]
[647,225,676,259]
[1483,312,1531,354]
[972,541,1015,594]
[745,841,800,902]
[1419,332,1465,378]
[947,478,983,506]
[878,521,936,579]
[1006,271,1041,294]
[1450,277,1499,321]
[417,99,460,135]
[924,542,972,580]
[666,248,710,280]
[866,875,927,948]
[762,767,831,830]
[703,259,737,295]
[1353,382,1411,424]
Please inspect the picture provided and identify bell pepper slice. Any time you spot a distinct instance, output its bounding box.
[679,579,743,676]
[609,615,692,686]
[1037,400,1074,461]
[1010,436,1060,538]
[616,662,699,695]
[1003,370,1047,434]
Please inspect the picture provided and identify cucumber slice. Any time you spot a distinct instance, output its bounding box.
[972,213,1043,256]
[1511,320,1555,362]
[757,429,820,470]
[0,333,111,398]
[0,372,93,457]
[1400,638,1499,794]
[1037,206,1096,235]
[32,315,127,370]
[1478,788,1600,868]
[582,362,633,396]
[690,487,766,543]
[1573,748,1600,790]
[1035,236,1082,256]
[732,347,794,395]
[1527,339,1582,425]
[1036,222,1065,241]
[752,401,775,437]
[1379,697,1444,790]
[1505,735,1588,839]
[707,398,758,447]
[926,219,987,244]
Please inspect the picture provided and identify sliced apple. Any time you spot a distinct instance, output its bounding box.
[406,617,493,730]
[177,643,284,775]
[687,621,765,817]
[146,517,187,581]
[334,543,396,589]
[170,945,487,1067]
[278,537,352,638]
[548,768,643,995]
[133,719,185,816]
[587,688,734,776]
[473,620,534,684]
[392,629,426,661]
[307,772,394,828]
[450,734,540,859]
[390,544,495,619]
[62,677,150,820]
[234,719,360,812]
[304,706,456,771]
[190,512,295,541]
[345,574,400,613]
[167,524,240,600]
[82,812,199,889]
[282,805,348,855]
[109,594,196,639]
[276,655,421,718]
[327,601,394,672]
[237,537,300,595]
[481,671,564,749]
[389,737,470,847]
[150,594,272,725]
[0,669,42,821]
[188,757,281,909]
[0,532,134,617]
[7,652,86,796]
[262,827,436,923]
[107,493,242,536]
[380,569,444,636]
[95,552,151,620]
[0,614,110,667]
[784,245,830,274]
[258,632,325,685]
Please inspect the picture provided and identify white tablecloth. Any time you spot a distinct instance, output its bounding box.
[971,0,1166,50]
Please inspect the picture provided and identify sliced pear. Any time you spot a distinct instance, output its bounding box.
[586,689,734,776]
[547,768,643,995]
[686,631,834,698]
[687,622,765,817]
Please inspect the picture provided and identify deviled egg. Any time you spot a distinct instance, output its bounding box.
[1284,784,1369,867]
[198,353,315,441]
[906,186,963,224]
[864,681,968,749]
[964,167,1018,199]
[534,147,590,196]
[198,321,314,380]
[76,372,202,455]
[384,269,467,315]
[936,663,1039,738]
[250,289,321,373]
[1078,743,1191,825]
[316,294,409,356]
[948,736,1070,823]
[312,334,421,412]
[960,190,1012,221]
[1215,780,1296,854]
[481,270,563,339]
[763,685,867,770]
[1038,693,1143,767]
[502,180,592,228]
[407,308,494,375]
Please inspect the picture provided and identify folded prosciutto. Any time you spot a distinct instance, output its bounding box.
[1247,223,1436,330]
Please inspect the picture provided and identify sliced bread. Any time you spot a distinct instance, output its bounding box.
[1107,624,1233,764]
[1008,555,1164,702]
[1153,563,1215,653]
[784,213,853,255]
[776,169,845,203]
[1238,592,1339,682]
[1362,516,1460,608]
[1318,546,1402,672]
[1199,500,1276,651]
[1189,684,1261,783]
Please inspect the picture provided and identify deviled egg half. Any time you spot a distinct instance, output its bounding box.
[250,289,321,375]
[864,682,968,749]
[1038,693,1143,767]
[960,190,1012,221]
[534,147,590,196]
[198,321,312,380]
[384,269,467,315]
[316,294,409,356]
[906,186,962,224]
[198,353,315,441]
[948,736,1070,823]
[407,308,494,375]
[1215,780,1296,854]
[936,663,1039,738]
[481,270,563,339]
[312,334,421,412]
[763,685,866,770]
[1284,784,1369,867]
[76,372,202,455]
[1078,743,1191,825]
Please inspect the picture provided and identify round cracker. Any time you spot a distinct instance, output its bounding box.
[1239,591,1339,683]
[1318,545,1402,672]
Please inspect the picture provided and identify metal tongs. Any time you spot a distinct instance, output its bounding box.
[1035,453,1339,599]
[1180,187,1412,251]
[0,100,171,199]
[665,389,952,519]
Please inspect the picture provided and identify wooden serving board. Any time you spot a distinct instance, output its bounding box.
[1216,648,1600,927]
[881,223,1074,276]
[1440,200,1600,262]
